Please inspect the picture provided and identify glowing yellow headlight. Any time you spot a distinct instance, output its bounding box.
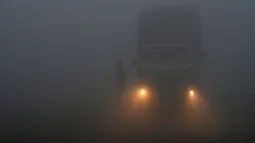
[188,89,198,102]
[139,89,146,95]
[189,90,195,96]
[137,88,148,100]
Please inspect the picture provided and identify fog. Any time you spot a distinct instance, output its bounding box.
[3,0,255,141]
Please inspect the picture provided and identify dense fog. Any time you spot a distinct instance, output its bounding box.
[2,0,255,141]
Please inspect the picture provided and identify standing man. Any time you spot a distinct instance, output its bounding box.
[115,60,126,102]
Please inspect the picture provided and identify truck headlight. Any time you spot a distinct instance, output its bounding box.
[137,88,148,100]
[187,88,199,105]
[123,84,157,111]
[189,90,196,100]
[129,87,154,110]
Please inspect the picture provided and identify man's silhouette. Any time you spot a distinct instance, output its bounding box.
[115,60,126,100]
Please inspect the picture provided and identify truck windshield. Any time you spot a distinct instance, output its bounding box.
[139,44,202,62]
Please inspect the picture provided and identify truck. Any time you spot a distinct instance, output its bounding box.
[117,5,204,116]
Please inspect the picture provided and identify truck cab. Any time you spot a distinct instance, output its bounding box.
[120,5,204,115]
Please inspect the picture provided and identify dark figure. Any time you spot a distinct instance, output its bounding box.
[115,60,126,98]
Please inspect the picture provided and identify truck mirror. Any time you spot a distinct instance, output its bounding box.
[131,58,137,67]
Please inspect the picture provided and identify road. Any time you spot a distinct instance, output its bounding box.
[100,93,218,142]
[98,88,255,143]
[5,87,255,142]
